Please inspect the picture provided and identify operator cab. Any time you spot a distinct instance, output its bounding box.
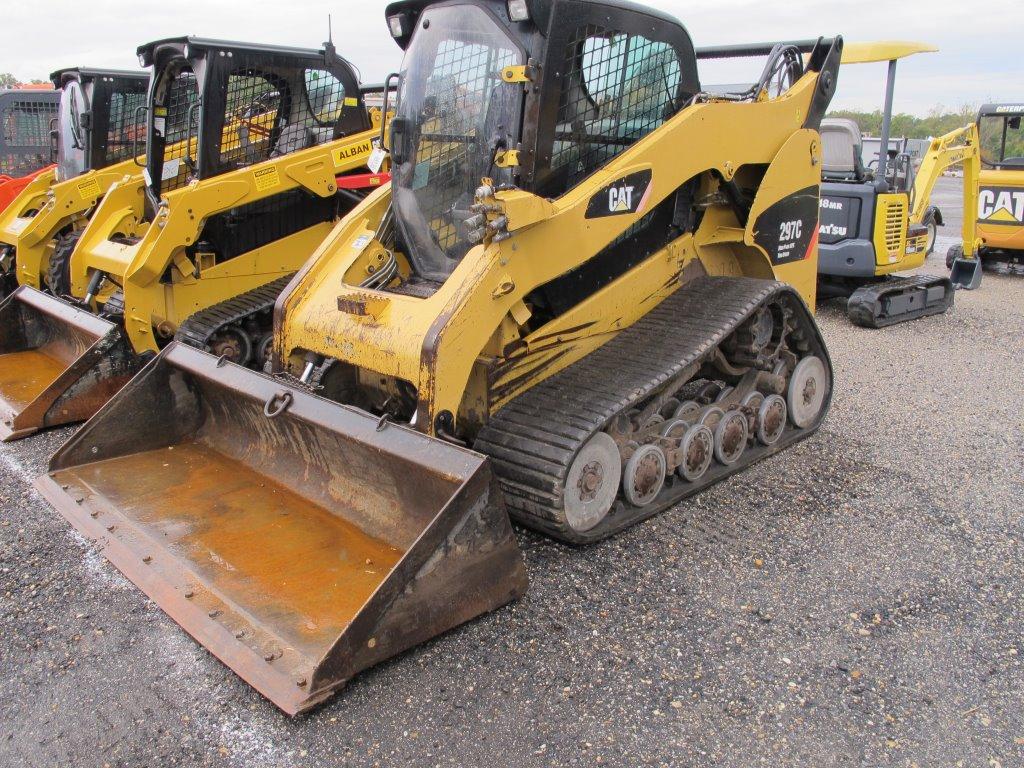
[50,68,149,182]
[136,36,369,203]
[383,0,698,285]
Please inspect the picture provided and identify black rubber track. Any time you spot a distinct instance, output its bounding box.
[46,229,83,297]
[174,274,294,352]
[475,276,833,544]
[847,274,953,328]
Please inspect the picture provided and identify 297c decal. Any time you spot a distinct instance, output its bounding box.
[753,185,819,265]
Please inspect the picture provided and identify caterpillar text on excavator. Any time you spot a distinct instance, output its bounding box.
[817,42,982,328]
[0,36,388,440]
[0,67,149,299]
[36,0,842,714]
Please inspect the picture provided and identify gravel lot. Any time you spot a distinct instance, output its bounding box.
[1,177,1021,767]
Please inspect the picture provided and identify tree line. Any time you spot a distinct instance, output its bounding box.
[827,105,979,139]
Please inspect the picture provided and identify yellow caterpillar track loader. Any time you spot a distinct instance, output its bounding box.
[816,42,984,327]
[0,67,149,299]
[0,36,387,440]
[947,103,1024,276]
[36,0,842,714]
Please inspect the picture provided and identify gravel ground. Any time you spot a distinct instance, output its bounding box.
[1,177,1022,767]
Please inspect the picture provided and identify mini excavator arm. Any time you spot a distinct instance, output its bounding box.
[911,123,982,251]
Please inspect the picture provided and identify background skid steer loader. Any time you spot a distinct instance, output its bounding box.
[0,68,149,299]
[0,89,60,215]
[0,36,388,440]
[37,0,841,713]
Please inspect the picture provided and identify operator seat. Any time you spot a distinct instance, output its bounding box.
[820,118,868,182]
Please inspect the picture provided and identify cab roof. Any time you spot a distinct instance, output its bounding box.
[49,67,148,89]
[979,103,1024,118]
[840,41,937,64]
[137,36,326,67]
[383,0,687,50]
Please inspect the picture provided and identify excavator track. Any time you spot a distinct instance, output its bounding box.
[846,274,953,328]
[174,274,294,367]
[475,276,832,545]
[984,254,1024,276]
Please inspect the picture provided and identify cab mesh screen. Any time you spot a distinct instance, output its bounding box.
[552,26,681,191]
[410,39,518,256]
[158,71,199,194]
[0,98,58,176]
[216,64,346,172]
[106,89,148,164]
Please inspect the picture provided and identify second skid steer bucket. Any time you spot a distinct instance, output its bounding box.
[35,343,528,715]
[0,287,139,440]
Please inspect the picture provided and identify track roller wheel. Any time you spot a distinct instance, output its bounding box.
[787,355,828,428]
[208,326,253,367]
[677,424,713,481]
[742,391,764,409]
[713,410,748,465]
[756,394,787,445]
[715,386,735,403]
[700,406,725,429]
[622,444,666,507]
[256,332,274,370]
[673,400,701,420]
[563,432,621,533]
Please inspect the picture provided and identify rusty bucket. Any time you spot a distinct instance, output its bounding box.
[0,286,138,440]
[35,342,528,715]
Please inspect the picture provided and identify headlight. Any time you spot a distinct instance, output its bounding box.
[387,14,407,38]
[507,0,530,21]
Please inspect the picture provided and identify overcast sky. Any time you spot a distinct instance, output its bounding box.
[4,0,1021,116]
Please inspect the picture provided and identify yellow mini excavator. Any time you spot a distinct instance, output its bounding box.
[36,0,842,714]
[0,67,149,299]
[947,103,1024,276]
[0,36,388,439]
[816,42,982,327]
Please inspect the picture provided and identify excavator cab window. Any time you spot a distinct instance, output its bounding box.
[980,112,1024,168]
[390,3,523,282]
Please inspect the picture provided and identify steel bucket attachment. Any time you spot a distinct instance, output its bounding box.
[950,253,983,290]
[0,286,138,440]
[35,342,528,715]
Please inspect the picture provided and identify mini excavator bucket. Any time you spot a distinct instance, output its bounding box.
[950,254,983,290]
[35,343,528,715]
[0,287,138,440]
